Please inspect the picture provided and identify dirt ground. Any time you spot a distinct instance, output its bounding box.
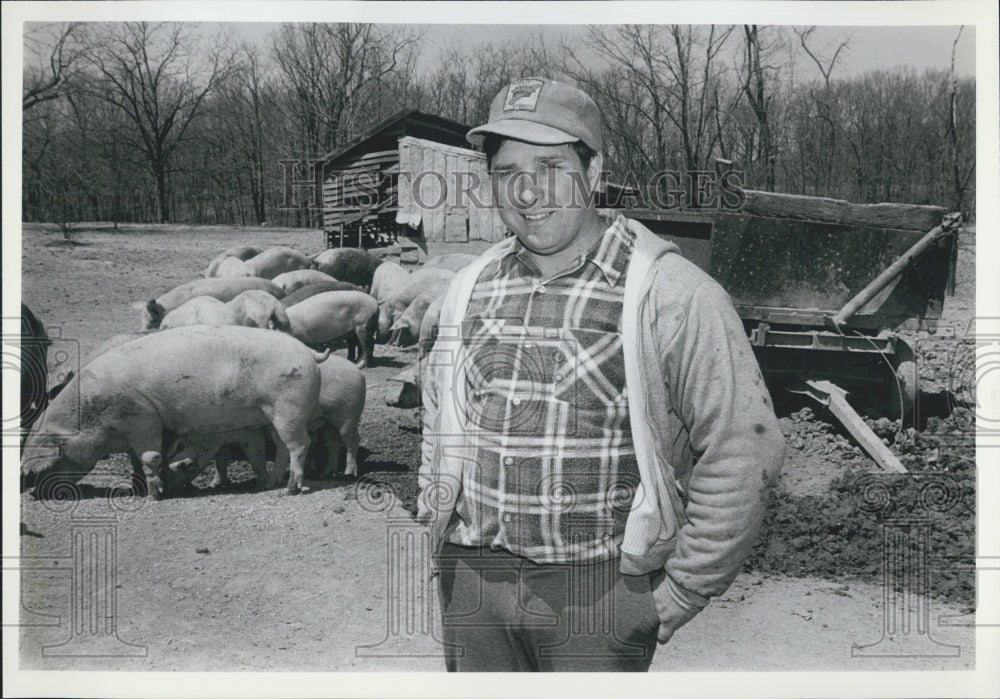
[14,222,978,675]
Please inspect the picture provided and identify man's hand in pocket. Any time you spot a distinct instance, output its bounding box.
[651,575,701,644]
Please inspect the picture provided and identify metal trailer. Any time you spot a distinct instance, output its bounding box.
[622,193,960,471]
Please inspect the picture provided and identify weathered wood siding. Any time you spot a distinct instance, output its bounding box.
[396,136,507,243]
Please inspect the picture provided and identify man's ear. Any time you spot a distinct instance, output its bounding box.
[586,152,604,199]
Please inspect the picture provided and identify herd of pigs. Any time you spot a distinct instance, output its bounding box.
[20,244,478,500]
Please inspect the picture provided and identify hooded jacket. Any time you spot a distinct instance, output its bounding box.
[419,216,785,611]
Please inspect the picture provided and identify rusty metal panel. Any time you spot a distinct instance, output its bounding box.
[707,212,952,329]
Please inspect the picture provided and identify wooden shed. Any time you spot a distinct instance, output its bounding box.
[321,110,499,249]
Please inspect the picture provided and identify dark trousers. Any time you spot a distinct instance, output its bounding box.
[436,542,661,672]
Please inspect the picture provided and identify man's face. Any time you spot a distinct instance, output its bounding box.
[490,139,602,259]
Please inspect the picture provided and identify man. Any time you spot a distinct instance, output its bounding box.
[418,77,785,672]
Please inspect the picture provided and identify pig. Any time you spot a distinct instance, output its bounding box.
[388,288,445,347]
[20,304,51,439]
[220,246,312,279]
[171,355,366,485]
[212,256,253,278]
[204,246,261,277]
[21,326,329,498]
[378,267,455,342]
[270,269,338,295]
[268,354,366,482]
[369,260,410,304]
[137,277,284,330]
[311,248,382,289]
[280,280,365,307]
[423,253,480,272]
[160,290,291,332]
[285,291,379,369]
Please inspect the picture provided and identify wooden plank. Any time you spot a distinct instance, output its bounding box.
[741,191,850,224]
[791,379,907,473]
[396,140,412,226]
[470,153,492,242]
[741,190,947,231]
[398,135,483,161]
[417,143,438,240]
[445,208,469,242]
[432,147,449,240]
[847,203,946,231]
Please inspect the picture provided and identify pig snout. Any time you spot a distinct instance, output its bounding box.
[386,380,420,409]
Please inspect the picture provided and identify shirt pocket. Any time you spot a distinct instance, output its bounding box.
[553,327,627,411]
[459,314,529,431]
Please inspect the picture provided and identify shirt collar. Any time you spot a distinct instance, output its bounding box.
[588,215,633,288]
[504,215,634,287]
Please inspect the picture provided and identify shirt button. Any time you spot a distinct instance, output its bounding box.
[503,456,514,466]
[502,513,512,523]
[536,285,546,294]
[523,341,533,349]
[554,373,563,382]
[511,396,522,406]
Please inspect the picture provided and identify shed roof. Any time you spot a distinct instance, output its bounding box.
[321,110,473,169]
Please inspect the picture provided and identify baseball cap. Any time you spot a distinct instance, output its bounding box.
[467,77,602,152]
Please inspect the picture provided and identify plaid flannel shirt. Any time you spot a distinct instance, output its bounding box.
[446,217,641,564]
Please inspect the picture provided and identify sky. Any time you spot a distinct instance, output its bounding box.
[227,22,975,80]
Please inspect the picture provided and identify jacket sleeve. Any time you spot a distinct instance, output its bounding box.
[658,278,786,599]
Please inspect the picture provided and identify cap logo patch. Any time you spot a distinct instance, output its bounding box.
[504,79,544,112]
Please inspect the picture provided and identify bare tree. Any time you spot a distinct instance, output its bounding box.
[23,22,82,112]
[216,44,274,224]
[793,27,850,196]
[739,25,780,191]
[271,23,420,157]
[421,40,555,127]
[946,27,975,216]
[562,25,739,189]
[85,22,234,222]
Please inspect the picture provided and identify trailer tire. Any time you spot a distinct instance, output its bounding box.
[892,359,917,422]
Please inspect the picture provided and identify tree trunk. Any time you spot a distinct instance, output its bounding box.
[155,164,169,223]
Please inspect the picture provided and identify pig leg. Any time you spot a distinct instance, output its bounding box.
[124,419,169,499]
[268,428,290,490]
[140,452,165,499]
[314,423,342,480]
[127,451,149,494]
[241,428,271,489]
[344,334,359,363]
[354,324,374,369]
[210,457,231,488]
[269,420,311,495]
[339,420,361,478]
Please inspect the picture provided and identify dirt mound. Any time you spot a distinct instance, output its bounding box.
[749,409,975,609]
